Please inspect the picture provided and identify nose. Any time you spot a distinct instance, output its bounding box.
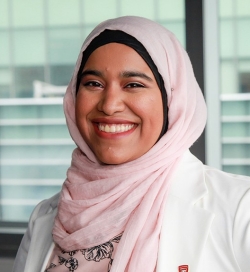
[97,84,125,115]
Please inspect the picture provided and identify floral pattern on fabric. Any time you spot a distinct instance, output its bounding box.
[61,250,79,256]
[45,263,56,272]
[81,241,113,261]
[45,233,122,272]
[58,256,78,271]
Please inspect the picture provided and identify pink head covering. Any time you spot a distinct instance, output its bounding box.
[53,16,207,271]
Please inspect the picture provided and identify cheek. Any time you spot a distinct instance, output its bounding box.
[75,92,97,118]
[75,94,92,135]
[135,94,164,130]
[75,99,85,126]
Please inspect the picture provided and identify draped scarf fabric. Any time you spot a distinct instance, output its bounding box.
[52,16,207,272]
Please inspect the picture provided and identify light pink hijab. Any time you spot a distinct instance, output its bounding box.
[53,16,207,271]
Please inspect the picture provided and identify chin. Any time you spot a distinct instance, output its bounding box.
[97,153,132,165]
[99,157,127,165]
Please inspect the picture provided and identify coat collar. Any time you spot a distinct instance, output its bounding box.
[157,150,214,272]
[24,205,57,272]
[169,150,208,204]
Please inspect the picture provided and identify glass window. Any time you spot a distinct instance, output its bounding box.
[0,0,9,28]
[239,60,250,93]
[222,143,250,158]
[82,0,117,24]
[0,100,74,222]
[218,0,250,176]
[220,20,235,58]
[221,61,237,93]
[0,69,11,86]
[237,19,250,57]
[14,66,45,97]
[0,30,11,98]
[50,65,75,86]
[0,68,12,98]
[219,0,234,18]
[221,100,250,116]
[12,0,44,27]
[13,30,46,66]
[48,28,82,65]
[47,0,81,26]
[120,0,155,20]
[236,0,250,16]
[0,31,10,65]
[158,0,184,20]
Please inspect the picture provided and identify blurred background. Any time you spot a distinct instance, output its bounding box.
[0,0,249,269]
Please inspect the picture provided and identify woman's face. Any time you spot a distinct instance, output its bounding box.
[75,43,164,164]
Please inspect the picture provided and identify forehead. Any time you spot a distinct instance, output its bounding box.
[83,43,152,72]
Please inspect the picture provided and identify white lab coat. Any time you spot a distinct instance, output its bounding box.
[12,151,250,272]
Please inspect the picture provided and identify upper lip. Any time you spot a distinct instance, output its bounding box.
[91,117,136,124]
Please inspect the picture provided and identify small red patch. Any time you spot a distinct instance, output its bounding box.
[178,265,188,272]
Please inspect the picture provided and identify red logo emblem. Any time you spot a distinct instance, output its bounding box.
[178,265,188,272]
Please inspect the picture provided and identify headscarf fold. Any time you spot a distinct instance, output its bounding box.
[53,16,207,272]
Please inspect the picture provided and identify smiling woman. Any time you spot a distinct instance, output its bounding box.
[13,16,250,272]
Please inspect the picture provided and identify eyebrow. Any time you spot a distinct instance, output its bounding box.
[80,69,153,82]
[80,69,102,78]
[121,71,153,82]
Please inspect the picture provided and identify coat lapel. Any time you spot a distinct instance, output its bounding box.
[157,151,215,272]
[24,207,57,272]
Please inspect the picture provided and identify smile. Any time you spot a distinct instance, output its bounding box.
[98,123,135,133]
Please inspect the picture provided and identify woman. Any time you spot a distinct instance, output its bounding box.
[13,16,250,272]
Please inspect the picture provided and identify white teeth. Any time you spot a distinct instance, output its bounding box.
[104,124,110,133]
[110,125,116,133]
[98,123,135,133]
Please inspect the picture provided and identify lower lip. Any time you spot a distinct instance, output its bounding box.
[93,123,137,139]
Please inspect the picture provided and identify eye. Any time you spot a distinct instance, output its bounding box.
[83,81,103,88]
[125,82,145,88]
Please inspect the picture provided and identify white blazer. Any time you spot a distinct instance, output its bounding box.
[12,151,250,272]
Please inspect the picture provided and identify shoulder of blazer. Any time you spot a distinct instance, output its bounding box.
[27,192,60,239]
[203,164,250,193]
[12,193,60,272]
[167,150,208,204]
[202,164,250,217]
[34,192,60,219]
[202,166,250,271]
